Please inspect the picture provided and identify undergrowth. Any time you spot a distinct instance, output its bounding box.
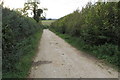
[3,29,43,78]
[51,29,119,71]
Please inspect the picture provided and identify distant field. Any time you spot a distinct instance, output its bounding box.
[41,20,56,26]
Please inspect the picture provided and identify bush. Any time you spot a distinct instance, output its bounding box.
[51,2,119,45]
[51,2,120,69]
[2,7,43,77]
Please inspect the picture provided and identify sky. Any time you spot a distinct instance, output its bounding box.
[2,0,98,19]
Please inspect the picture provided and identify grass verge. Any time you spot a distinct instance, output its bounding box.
[3,29,43,78]
[50,29,119,71]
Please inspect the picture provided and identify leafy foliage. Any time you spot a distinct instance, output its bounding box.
[52,2,119,45]
[2,7,43,77]
[51,2,120,68]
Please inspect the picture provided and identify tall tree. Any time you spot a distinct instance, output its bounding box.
[23,0,43,22]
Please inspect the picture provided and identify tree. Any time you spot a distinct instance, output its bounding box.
[23,0,43,22]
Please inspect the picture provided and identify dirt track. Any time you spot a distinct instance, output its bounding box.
[29,29,118,78]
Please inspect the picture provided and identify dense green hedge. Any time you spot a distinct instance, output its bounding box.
[51,2,120,68]
[2,8,43,77]
[52,2,119,45]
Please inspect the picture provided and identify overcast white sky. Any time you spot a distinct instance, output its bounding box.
[2,0,98,19]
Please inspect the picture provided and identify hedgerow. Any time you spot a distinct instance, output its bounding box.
[2,7,43,77]
[51,2,120,69]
